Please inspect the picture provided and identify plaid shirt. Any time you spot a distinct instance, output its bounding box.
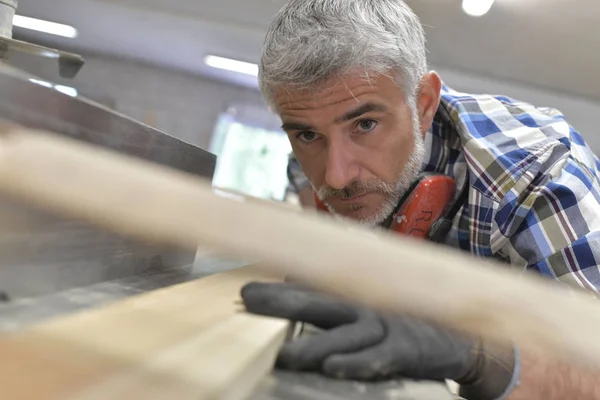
[430,85,600,293]
[287,84,600,292]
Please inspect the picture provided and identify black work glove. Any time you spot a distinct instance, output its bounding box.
[241,282,518,400]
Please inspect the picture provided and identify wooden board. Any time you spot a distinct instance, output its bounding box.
[0,266,289,400]
[1,125,600,370]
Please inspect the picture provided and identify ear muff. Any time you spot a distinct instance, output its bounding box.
[313,191,329,212]
[389,174,456,240]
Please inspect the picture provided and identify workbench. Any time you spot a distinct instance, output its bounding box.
[0,256,456,400]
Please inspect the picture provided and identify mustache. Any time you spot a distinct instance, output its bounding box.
[316,179,396,201]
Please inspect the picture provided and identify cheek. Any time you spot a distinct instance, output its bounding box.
[290,143,327,187]
[361,122,415,182]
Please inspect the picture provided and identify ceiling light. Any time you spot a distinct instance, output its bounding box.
[13,15,78,38]
[462,0,495,17]
[204,55,258,77]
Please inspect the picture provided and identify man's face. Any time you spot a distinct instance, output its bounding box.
[275,72,432,226]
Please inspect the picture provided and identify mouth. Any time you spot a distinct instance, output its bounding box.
[339,192,369,202]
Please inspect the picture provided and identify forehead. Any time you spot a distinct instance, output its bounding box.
[273,73,403,115]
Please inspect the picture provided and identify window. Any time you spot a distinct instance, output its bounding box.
[210,110,292,201]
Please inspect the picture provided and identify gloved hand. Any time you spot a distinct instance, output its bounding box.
[241,282,520,400]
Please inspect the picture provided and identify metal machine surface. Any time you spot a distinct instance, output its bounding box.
[0,0,84,78]
[0,62,216,300]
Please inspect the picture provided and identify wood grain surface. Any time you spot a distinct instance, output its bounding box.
[0,125,600,371]
[0,266,288,400]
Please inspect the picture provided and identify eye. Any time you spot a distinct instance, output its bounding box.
[355,119,378,134]
[296,131,319,144]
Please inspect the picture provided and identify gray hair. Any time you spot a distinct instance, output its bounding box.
[259,0,428,109]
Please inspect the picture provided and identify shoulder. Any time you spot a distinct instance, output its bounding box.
[439,85,600,202]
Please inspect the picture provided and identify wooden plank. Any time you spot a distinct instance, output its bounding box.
[0,125,600,370]
[0,266,289,400]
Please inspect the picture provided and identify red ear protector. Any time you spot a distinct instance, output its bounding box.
[313,173,468,243]
[314,192,329,212]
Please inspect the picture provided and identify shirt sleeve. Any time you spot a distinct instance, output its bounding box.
[493,147,600,293]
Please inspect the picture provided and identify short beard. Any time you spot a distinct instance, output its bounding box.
[315,109,427,227]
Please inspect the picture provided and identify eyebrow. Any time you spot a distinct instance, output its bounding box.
[281,121,315,132]
[280,102,388,132]
[334,102,388,123]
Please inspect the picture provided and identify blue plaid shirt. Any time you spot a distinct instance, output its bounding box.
[430,85,600,293]
[287,84,600,293]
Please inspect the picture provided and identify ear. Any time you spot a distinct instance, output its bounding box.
[416,71,442,138]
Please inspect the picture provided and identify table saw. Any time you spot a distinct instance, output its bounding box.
[0,10,455,396]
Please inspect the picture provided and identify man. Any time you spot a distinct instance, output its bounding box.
[240,0,600,399]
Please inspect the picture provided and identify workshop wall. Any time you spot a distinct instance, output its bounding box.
[10,51,600,154]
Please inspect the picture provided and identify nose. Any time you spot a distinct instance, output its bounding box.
[324,138,359,189]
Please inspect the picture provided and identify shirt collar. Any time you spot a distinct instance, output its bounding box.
[420,93,462,175]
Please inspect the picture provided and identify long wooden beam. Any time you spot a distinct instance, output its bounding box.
[0,125,600,369]
[0,266,288,400]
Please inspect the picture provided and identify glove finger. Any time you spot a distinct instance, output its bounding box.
[241,282,358,329]
[277,315,386,371]
[323,344,396,380]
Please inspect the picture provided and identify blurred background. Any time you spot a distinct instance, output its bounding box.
[11,0,600,202]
